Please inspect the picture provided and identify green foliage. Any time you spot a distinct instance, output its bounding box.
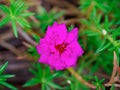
[36,7,64,32]
[0,0,34,37]
[110,84,115,90]
[70,77,90,90]
[92,76,105,90]
[68,25,74,31]
[79,0,113,13]
[0,62,17,90]
[32,34,40,43]
[28,46,39,57]
[77,0,120,89]
[23,63,63,90]
[79,0,120,74]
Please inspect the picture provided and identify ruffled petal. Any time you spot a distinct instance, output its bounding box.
[52,21,58,27]
[61,48,77,67]
[38,54,49,64]
[66,28,78,43]
[48,53,60,68]
[46,22,67,44]
[54,60,65,70]
[45,26,53,39]
[67,41,84,57]
[47,52,65,70]
[36,39,51,54]
[36,44,48,54]
[37,37,56,55]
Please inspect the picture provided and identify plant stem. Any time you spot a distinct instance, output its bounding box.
[68,68,96,89]
[18,28,37,46]
[0,40,22,56]
[108,51,118,84]
[41,83,45,90]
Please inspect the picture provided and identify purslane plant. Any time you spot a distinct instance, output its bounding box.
[0,0,120,90]
[0,0,34,37]
[36,7,64,32]
[0,62,17,90]
[23,63,64,89]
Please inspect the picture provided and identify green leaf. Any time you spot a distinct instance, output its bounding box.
[37,63,43,78]
[0,78,6,81]
[17,18,31,28]
[96,14,102,25]
[79,1,90,10]
[0,16,10,27]
[11,20,18,37]
[23,78,40,87]
[96,38,111,53]
[83,30,99,36]
[32,34,40,43]
[0,5,10,14]
[10,4,15,14]
[53,11,64,19]
[0,62,8,75]
[46,81,62,89]
[47,72,62,80]
[0,81,18,90]
[110,84,115,90]
[14,0,24,8]
[39,7,47,16]
[41,83,46,90]
[68,25,74,31]
[80,19,91,26]
[20,13,35,17]
[96,2,109,13]
[14,1,25,15]
[105,16,109,31]
[29,68,38,77]
[0,75,15,79]
[10,0,14,4]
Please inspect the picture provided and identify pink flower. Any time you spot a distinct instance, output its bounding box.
[36,22,84,70]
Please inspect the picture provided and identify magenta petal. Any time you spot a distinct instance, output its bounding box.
[54,60,65,70]
[66,28,78,43]
[36,43,49,54]
[45,22,67,44]
[46,23,67,44]
[39,38,46,43]
[52,23,67,44]
[48,53,65,70]
[52,21,58,27]
[65,57,77,66]
[38,54,49,64]
[45,26,53,38]
[48,53,59,65]
[61,49,77,67]
[68,41,84,57]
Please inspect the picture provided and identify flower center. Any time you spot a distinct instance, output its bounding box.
[55,43,67,54]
